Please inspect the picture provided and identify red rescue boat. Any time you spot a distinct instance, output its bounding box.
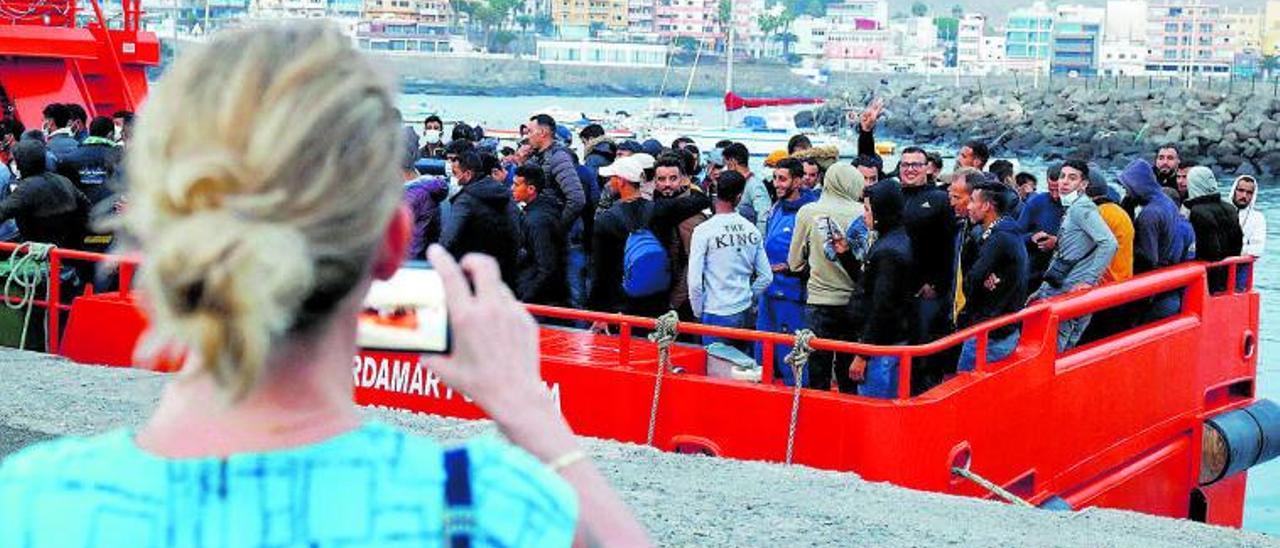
[3,5,1278,531]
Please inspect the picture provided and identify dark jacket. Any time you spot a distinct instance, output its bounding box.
[583,138,616,171]
[1016,192,1065,287]
[1118,160,1183,273]
[901,183,955,292]
[531,142,586,230]
[440,176,520,287]
[404,176,449,260]
[1183,167,1243,263]
[959,217,1029,338]
[45,131,79,161]
[516,193,568,305]
[857,183,914,345]
[588,192,711,315]
[55,139,120,207]
[0,171,90,249]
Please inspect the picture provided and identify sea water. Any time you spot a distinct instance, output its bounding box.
[404,93,1280,535]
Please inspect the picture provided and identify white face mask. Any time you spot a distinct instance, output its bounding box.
[423,129,442,144]
[1060,189,1082,206]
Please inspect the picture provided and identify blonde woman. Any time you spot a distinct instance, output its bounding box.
[0,22,648,547]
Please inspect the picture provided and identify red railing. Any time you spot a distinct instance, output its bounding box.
[0,241,1251,401]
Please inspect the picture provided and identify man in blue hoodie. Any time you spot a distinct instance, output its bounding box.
[1118,159,1184,275]
[957,182,1029,371]
[755,158,818,386]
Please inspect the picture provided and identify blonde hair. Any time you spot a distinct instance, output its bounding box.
[124,21,402,400]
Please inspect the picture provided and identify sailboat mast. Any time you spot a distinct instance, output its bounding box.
[725,6,734,128]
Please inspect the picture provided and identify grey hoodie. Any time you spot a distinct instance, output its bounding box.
[787,164,866,305]
[1036,193,1118,298]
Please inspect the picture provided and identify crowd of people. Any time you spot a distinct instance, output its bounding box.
[0,93,1268,398]
[0,103,132,252]
[397,103,1268,398]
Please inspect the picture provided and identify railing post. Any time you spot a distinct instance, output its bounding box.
[897,352,912,400]
[119,262,135,296]
[618,321,632,368]
[47,253,62,354]
[761,342,774,384]
[975,331,989,372]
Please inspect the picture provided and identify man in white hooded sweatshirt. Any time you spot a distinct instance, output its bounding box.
[1231,175,1265,289]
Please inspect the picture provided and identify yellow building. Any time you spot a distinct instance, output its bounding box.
[552,0,629,31]
[1267,0,1280,55]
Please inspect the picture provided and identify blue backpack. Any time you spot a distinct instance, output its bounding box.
[622,204,671,298]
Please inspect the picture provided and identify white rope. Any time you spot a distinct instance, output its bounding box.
[951,466,1035,508]
[782,329,815,465]
[3,242,53,351]
[645,311,679,446]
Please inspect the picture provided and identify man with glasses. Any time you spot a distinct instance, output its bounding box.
[897,146,957,351]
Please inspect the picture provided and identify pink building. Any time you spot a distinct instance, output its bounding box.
[654,0,722,45]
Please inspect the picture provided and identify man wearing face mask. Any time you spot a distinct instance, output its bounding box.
[419,115,446,159]
[1030,160,1117,352]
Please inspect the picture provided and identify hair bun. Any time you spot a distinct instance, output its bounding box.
[143,210,314,399]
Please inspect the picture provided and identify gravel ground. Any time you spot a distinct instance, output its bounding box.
[0,349,1276,547]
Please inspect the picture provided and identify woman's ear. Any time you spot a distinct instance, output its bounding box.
[373,205,410,280]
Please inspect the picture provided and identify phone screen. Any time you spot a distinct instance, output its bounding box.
[357,261,451,354]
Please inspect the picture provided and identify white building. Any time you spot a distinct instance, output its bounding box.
[982,35,1006,63]
[729,0,767,57]
[957,13,986,69]
[537,39,670,66]
[1098,40,1147,75]
[827,0,888,29]
[791,15,830,58]
[1222,8,1264,52]
[887,16,937,57]
[628,0,655,34]
[1105,0,1148,43]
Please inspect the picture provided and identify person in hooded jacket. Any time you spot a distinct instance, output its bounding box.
[527,114,585,231]
[755,158,819,386]
[1230,175,1265,290]
[1,140,90,250]
[787,163,865,391]
[580,124,616,173]
[839,182,913,398]
[1232,175,1265,259]
[401,132,448,260]
[1118,159,1184,274]
[440,150,520,287]
[1184,166,1243,263]
[1184,166,1243,293]
[956,183,1028,371]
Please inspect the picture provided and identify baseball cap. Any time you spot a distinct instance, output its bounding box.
[599,156,645,183]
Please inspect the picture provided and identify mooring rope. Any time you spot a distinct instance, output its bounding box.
[645,311,680,446]
[951,466,1036,508]
[2,242,53,351]
[783,329,815,465]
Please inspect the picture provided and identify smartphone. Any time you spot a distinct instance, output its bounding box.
[822,216,841,240]
[357,261,451,354]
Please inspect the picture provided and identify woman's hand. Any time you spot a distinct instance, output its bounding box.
[423,246,546,419]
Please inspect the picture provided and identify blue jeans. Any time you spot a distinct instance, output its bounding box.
[858,355,900,399]
[754,294,808,386]
[1057,315,1091,353]
[958,328,1021,372]
[1235,263,1253,293]
[913,295,944,343]
[701,310,749,353]
[1144,291,1183,323]
[566,242,588,310]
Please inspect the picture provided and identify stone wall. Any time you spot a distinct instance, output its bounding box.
[378,52,822,97]
[811,78,1280,177]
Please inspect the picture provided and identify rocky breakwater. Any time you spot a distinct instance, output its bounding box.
[814,81,1280,177]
